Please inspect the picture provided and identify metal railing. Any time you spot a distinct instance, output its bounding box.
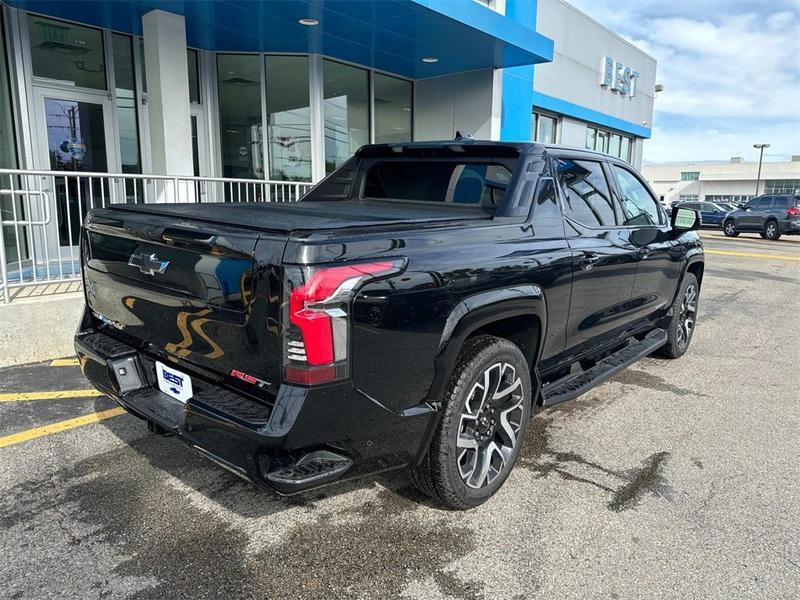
[0,168,313,303]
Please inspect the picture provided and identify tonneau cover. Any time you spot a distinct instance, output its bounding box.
[107,199,491,234]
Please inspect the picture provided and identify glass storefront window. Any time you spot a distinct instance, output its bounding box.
[2,10,20,262]
[620,136,631,163]
[265,55,311,181]
[596,130,609,154]
[323,59,369,174]
[1,11,16,168]
[585,127,596,151]
[374,73,412,144]
[609,134,621,158]
[112,34,140,175]
[217,54,263,179]
[188,49,200,103]
[534,113,557,143]
[28,15,106,90]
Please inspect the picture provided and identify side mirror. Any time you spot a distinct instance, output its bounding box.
[671,207,700,232]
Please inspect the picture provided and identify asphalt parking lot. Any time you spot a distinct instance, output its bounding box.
[1,230,798,599]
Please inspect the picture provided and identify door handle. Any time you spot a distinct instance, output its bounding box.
[578,251,600,270]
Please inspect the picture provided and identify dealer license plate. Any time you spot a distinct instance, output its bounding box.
[156,361,193,403]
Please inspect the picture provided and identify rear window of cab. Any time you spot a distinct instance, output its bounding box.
[361,160,514,208]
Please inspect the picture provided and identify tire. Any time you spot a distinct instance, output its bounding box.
[657,273,699,359]
[410,335,532,509]
[763,220,781,241]
[723,220,739,237]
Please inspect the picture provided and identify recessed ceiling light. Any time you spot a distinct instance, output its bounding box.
[298,18,319,26]
[422,57,438,63]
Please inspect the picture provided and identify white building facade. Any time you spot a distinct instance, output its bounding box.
[530,0,656,168]
[643,158,800,206]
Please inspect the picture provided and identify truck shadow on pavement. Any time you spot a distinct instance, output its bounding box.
[3,401,488,599]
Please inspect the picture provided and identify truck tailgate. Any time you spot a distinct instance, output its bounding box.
[82,209,286,389]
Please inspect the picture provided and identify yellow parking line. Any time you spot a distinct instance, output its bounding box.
[0,407,126,449]
[50,358,79,367]
[0,389,104,403]
[705,249,800,262]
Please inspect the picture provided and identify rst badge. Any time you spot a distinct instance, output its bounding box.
[129,251,170,276]
[156,361,193,403]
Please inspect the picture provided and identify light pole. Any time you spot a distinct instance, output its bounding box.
[753,143,770,196]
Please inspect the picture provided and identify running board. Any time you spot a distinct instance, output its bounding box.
[541,328,667,407]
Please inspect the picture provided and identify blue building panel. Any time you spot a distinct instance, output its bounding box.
[8,0,553,79]
[532,91,652,139]
[500,0,537,142]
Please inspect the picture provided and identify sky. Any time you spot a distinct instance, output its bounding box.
[566,0,800,164]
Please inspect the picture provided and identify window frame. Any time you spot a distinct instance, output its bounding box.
[532,110,558,144]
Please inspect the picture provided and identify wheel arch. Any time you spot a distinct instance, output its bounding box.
[427,286,546,404]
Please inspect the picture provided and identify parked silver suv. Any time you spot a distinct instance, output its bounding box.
[723,194,800,240]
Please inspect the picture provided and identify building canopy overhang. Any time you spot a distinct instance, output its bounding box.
[7,0,554,79]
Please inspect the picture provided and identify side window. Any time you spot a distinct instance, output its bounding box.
[758,197,773,210]
[611,165,663,226]
[555,159,616,227]
[773,196,789,209]
[530,177,565,237]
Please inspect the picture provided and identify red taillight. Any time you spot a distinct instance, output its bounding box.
[787,207,800,216]
[283,259,405,385]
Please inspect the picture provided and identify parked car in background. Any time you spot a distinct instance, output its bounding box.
[670,201,731,227]
[723,194,800,240]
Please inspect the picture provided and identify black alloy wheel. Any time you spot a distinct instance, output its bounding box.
[411,335,531,509]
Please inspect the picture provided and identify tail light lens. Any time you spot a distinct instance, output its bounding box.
[282,259,405,385]
[787,207,800,216]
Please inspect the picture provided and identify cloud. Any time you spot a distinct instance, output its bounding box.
[566,0,800,162]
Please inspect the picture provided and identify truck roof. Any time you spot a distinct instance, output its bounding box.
[356,140,622,163]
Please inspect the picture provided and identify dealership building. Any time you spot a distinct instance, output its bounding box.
[0,0,658,361]
[0,0,656,180]
[643,158,800,206]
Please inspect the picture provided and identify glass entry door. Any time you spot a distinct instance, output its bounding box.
[33,88,118,252]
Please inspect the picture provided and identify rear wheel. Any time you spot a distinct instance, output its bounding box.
[764,220,781,241]
[411,335,531,509]
[723,220,739,237]
[657,273,699,359]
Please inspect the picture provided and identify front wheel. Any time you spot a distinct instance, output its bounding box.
[657,273,699,359]
[723,220,739,237]
[411,335,531,509]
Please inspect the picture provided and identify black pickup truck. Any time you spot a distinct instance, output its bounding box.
[75,141,704,509]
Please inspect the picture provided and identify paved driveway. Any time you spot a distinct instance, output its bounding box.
[1,232,798,599]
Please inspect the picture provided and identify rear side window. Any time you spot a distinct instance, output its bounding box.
[611,165,663,226]
[774,196,792,208]
[362,160,513,208]
[555,159,616,227]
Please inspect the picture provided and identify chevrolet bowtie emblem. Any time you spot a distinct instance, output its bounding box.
[129,252,170,276]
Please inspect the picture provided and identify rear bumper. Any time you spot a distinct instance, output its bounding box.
[75,323,435,494]
[779,220,800,234]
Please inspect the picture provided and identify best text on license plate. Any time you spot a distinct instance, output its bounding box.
[156,361,193,403]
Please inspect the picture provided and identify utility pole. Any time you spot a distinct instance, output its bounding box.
[753,143,770,196]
